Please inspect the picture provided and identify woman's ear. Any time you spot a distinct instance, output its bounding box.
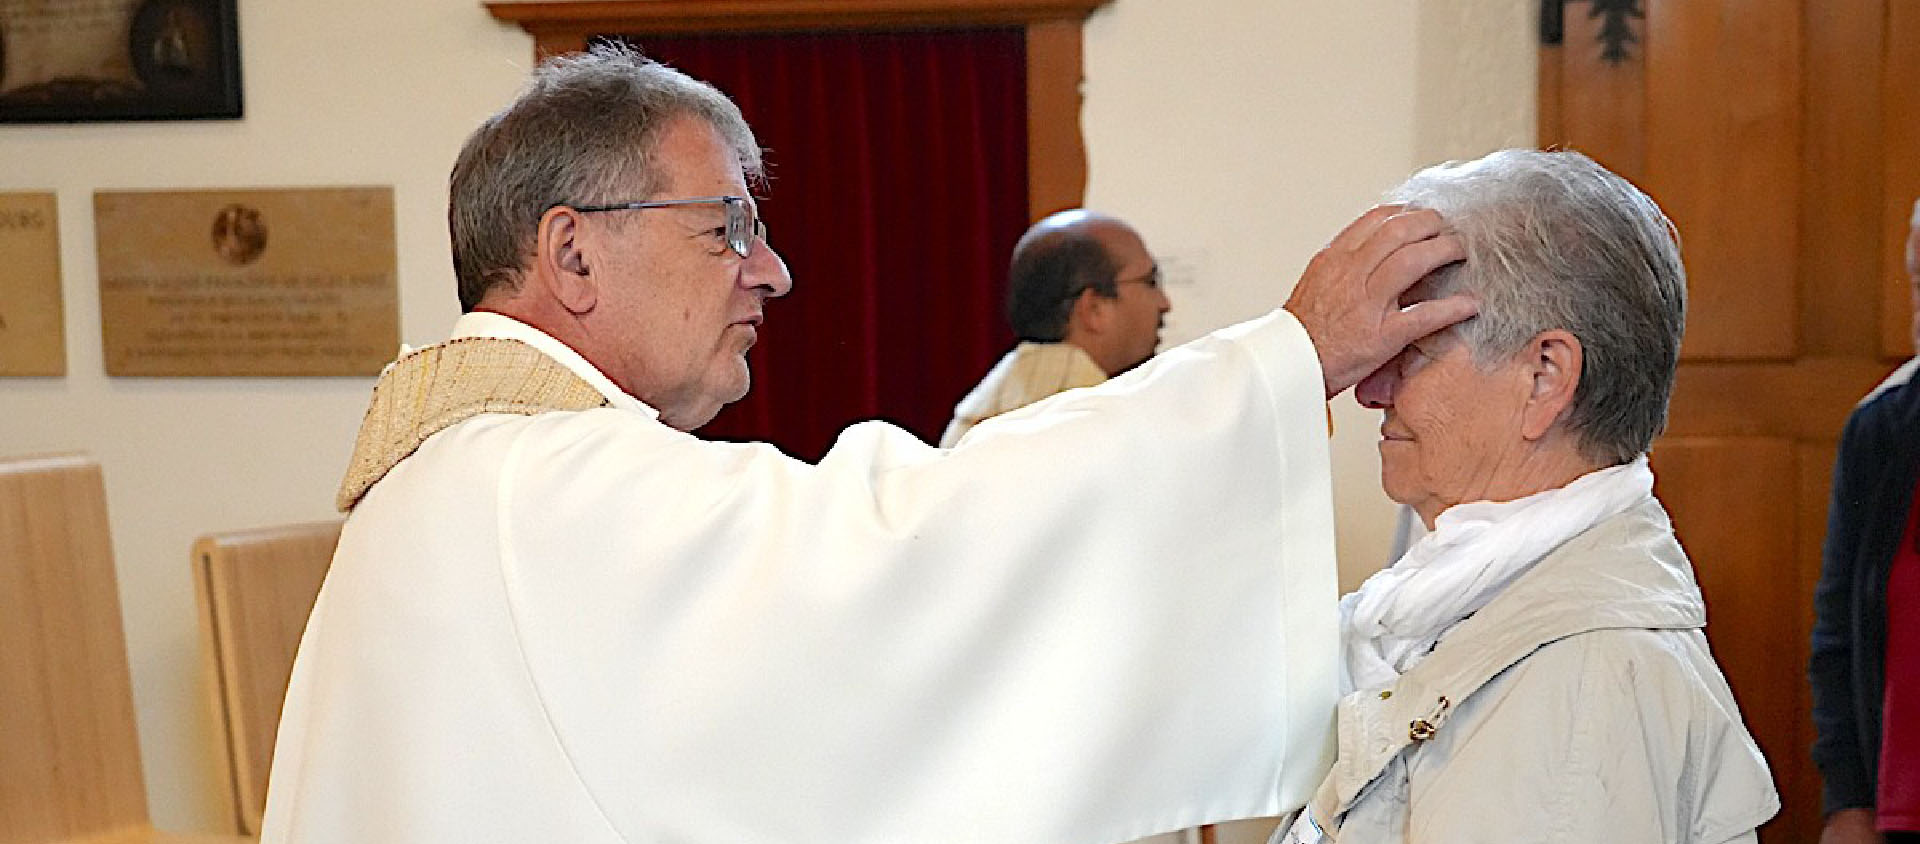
[1521,330,1582,441]
[537,206,598,315]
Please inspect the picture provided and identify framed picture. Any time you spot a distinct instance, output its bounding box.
[0,0,241,123]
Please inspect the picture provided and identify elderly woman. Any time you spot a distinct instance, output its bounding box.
[1280,150,1778,843]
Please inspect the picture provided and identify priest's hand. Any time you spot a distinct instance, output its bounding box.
[1284,205,1476,399]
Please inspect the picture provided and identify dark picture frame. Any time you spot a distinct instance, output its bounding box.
[0,0,242,123]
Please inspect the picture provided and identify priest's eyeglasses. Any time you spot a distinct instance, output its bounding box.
[1065,266,1161,301]
[1115,266,1162,290]
[565,195,766,259]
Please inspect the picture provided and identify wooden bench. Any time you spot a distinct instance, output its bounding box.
[192,521,341,836]
[0,453,253,844]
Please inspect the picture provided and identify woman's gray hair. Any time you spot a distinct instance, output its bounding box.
[1387,148,1686,465]
[449,43,762,312]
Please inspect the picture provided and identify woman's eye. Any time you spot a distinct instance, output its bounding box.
[1398,346,1431,376]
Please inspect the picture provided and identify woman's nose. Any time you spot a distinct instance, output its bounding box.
[1355,364,1398,409]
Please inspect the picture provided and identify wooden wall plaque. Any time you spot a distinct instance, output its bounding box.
[0,192,66,376]
[95,188,398,376]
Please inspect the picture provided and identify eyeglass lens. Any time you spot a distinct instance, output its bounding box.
[724,198,767,259]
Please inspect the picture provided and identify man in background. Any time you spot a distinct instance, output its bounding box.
[940,209,1171,447]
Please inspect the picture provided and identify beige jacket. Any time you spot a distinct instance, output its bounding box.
[1285,498,1778,844]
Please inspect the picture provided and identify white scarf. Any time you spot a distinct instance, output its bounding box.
[1341,456,1655,693]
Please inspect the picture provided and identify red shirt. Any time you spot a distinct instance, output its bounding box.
[1879,478,1920,831]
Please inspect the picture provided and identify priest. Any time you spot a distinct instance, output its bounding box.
[261,44,1473,844]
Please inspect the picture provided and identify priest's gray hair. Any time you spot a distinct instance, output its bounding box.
[1386,148,1686,466]
[449,43,762,312]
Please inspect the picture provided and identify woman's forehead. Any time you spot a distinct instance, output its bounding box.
[1399,265,1459,308]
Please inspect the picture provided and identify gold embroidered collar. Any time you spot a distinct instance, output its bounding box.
[336,337,609,511]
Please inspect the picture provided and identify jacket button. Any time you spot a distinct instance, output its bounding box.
[1409,719,1436,742]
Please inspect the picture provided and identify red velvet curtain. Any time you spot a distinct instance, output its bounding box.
[607,30,1028,462]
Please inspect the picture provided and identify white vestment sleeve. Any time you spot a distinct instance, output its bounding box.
[504,310,1337,842]
[261,309,1337,844]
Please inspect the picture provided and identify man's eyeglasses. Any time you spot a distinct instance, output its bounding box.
[1058,266,1162,303]
[564,195,766,259]
[1114,266,1162,290]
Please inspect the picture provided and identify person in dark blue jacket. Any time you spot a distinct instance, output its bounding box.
[1811,199,1920,844]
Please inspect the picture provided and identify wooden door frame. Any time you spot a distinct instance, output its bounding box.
[484,0,1112,222]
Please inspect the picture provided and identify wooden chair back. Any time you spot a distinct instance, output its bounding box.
[0,454,150,843]
[191,520,340,837]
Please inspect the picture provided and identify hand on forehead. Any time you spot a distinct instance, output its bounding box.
[1397,266,1458,310]
[1284,203,1477,397]
[1391,227,1471,356]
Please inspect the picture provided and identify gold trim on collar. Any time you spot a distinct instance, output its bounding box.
[336,337,609,511]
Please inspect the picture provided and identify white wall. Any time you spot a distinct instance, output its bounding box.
[1084,0,1535,596]
[0,0,1532,831]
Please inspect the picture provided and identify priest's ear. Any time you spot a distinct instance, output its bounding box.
[1520,329,1583,441]
[1067,286,1113,335]
[535,205,598,315]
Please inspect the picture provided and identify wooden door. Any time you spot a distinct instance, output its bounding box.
[1540,2,1919,841]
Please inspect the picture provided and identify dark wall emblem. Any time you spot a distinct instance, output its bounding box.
[1541,0,1645,65]
[211,203,266,266]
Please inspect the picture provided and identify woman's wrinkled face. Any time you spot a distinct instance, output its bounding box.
[1354,328,1534,528]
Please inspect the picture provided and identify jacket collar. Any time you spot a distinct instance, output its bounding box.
[1861,356,1918,406]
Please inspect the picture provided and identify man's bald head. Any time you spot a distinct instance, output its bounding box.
[1005,209,1169,375]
